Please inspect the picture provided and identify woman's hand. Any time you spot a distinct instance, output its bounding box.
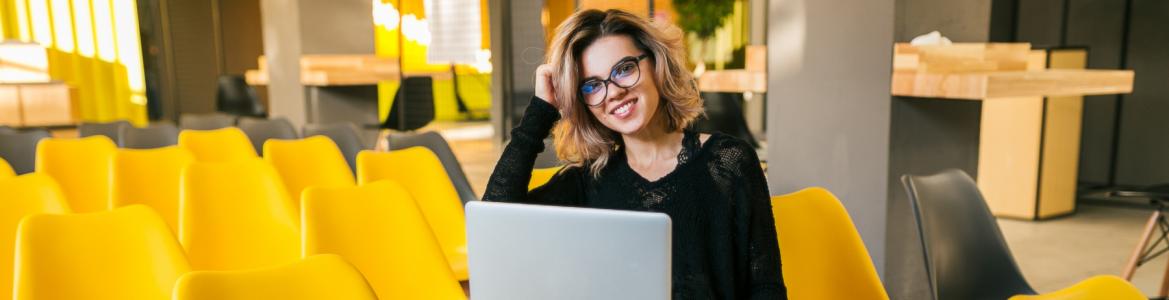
[534,64,559,109]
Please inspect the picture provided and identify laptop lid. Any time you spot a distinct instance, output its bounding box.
[466,201,671,300]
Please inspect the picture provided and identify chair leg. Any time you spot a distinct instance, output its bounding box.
[1125,211,1161,280]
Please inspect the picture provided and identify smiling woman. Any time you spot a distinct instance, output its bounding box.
[482,9,787,299]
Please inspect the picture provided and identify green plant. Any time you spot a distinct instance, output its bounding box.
[672,0,735,39]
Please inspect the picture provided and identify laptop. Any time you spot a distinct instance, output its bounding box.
[466,201,672,300]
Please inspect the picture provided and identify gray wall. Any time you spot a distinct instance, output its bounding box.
[165,0,219,116]
[894,0,992,41]
[1114,0,1169,186]
[766,0,894,279]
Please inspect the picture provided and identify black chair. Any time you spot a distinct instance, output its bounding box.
[388,131,477,204]
[119,123,180,149]
[382,76,435,131]
[532,138,561,169]
[180,113,237,130]
[216,74,266,118]
[0,129,52,174]
[901,169,1035,300]
[238,117,299,155]
[303,122,368,175]
[79,120,131,142]
[693,92,760,148]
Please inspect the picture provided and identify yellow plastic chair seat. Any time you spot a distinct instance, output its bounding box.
[14,205,190,300]
[112,146,194,231]
[180,159,300,271]
[173,254,377,300]
[178,127,257,162]
[0,173,70,298]
[264,136,355,202]
[302,181,466,300]
[357,148,469,281]
[35,136,117,212]
[772,187,889,300]
[1008,275,1145,300]
[0,157,14,178]
[529,166,563,191]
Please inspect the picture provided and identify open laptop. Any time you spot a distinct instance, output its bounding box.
[466,201,672,300]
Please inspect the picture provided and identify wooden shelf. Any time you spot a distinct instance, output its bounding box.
[891,69,1134,100]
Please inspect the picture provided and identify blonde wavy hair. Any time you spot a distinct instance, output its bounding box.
[547,9,703,176]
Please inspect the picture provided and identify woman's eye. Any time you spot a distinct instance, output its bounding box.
[615,63,636,77]
[581,82,600,94]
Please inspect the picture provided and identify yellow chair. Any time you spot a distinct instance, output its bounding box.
[35,135,117,212]
[302,181,466,300]
[178,127,257,162]
[529,166,563,191]
[1008,275,1145,300]
[264,136,355,202]
[180,159,300,271]
[0,157,14,177]
[112,146,194,232]
[14,205,190,300]
[357,148,469,280]
[0,173,70,299]
[771,187,889,300]
[172,254,377,300]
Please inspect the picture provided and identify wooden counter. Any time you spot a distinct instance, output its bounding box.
[246,55,451,86]
[892,43,1134,220]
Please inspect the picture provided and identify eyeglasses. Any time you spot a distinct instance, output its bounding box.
[579,54,649,107]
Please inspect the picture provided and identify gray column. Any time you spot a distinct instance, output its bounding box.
[259,0,305,126]
[766,0,894,278]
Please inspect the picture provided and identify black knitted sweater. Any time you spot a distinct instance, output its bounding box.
[483,97,787,299]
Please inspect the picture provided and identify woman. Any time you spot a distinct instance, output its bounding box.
[482,9,786,299]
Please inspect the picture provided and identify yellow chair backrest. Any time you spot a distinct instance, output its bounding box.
[771,187,889,300]
[178,127,257,162]
[112,146,194,232]
[0,173,70,299]
[357,148,469,280]
[180,159,300,271]
[1007,275,1145,300]
[0,157,14,177]
[302,181,466,300]
[172,254,377,300]
[14,205,189,300]
[264,136,355,202]
[35,135,117,212]
[529,166,563,191]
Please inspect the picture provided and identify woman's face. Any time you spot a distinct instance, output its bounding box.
[578,35,660,136]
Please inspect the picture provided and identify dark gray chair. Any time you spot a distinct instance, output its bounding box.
[0,125,14,134]
[532,138,561,169]
[216,74,266,118]
[388,131,476,204]
[119,123,180,149]
[238,117,299,155]
[382,76,435,131]
[694,92,760,148]
[0,129,51,174]
[304,122,367,175]
[79,120,131,142]
[180,113,237,130]
[901,169,1036,300]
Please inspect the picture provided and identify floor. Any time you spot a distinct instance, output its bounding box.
[1001,204,1165,296]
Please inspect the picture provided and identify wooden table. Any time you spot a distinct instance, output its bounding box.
[892,43,1134,219]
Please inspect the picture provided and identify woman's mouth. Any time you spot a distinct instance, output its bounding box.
[609,98,637,119]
